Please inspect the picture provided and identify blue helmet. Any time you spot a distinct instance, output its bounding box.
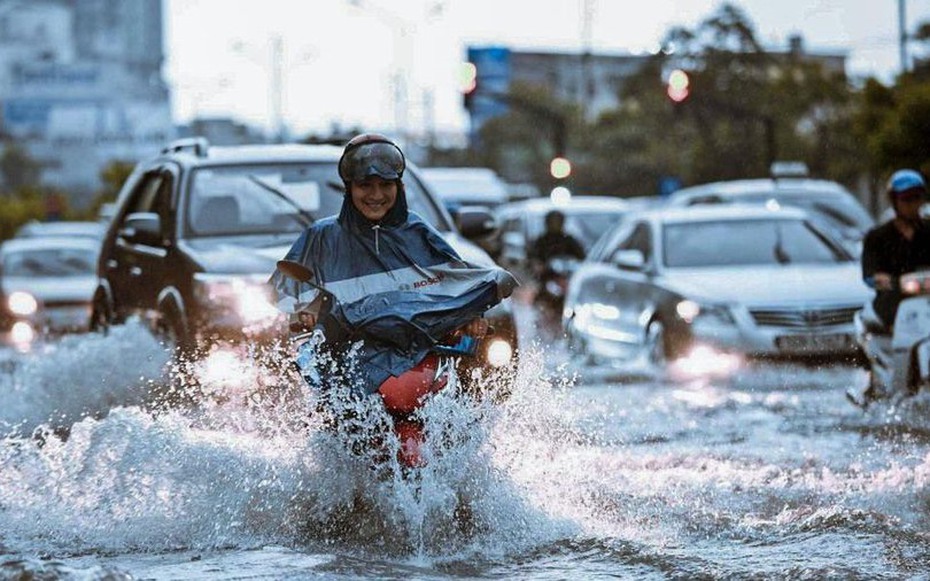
[887,169,927,197]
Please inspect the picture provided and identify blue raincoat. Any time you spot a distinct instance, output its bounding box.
[270,182,518,394]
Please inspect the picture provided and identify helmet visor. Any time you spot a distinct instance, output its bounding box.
[338,141,405,182]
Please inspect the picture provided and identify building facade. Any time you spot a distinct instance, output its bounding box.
[0,0,173,204]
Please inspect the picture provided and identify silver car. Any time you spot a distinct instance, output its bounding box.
[0,236,99,350]
[562,205,872,366]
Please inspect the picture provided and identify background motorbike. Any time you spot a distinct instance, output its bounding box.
[533,256,580,331]
[853,269,930,404]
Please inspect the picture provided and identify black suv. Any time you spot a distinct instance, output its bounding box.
[91,138,519,370]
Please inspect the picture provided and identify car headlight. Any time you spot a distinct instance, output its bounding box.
[194,274,280,325]
[675,300,735,326]
[8,291,38,316]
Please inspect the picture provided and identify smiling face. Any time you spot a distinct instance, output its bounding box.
[350,177,398,222]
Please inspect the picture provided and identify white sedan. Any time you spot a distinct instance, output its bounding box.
[563,205,872,371]
[0,236,99,350]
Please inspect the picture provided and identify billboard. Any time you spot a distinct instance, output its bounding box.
[466,46,511,134]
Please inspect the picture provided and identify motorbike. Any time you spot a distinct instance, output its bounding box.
[533,256,580,331]
[850,269,930,407]
[277,259,480,470]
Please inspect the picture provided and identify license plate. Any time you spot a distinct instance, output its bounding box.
[776,333,853,352]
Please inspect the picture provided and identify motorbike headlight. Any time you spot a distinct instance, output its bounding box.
[676,300,734,326]
[8,291,38,316]
[194,274,280,324]
[485,337,514,367]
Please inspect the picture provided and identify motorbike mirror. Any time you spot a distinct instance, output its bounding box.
[277,259,314,282]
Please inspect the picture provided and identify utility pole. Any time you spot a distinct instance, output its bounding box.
[899,0,909,74]
[271,34,285,143]
[580,0,595,118]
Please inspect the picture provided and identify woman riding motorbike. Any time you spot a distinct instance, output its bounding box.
[269,133,518,465]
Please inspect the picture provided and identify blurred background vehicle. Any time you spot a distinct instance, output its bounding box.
[494,195,633,276]
[663,163,874,257]
[14,220,106,241]
[92,138,519,372]
[418,166,511,211]
[0,236,100,351]
[562,204,872,371]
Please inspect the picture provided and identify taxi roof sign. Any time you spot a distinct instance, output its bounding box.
[770,161,809,179]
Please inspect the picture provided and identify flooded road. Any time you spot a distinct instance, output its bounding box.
[2,309,930,580]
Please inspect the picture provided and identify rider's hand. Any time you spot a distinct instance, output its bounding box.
[298,311,317,328]
[456,317,489,339]
[873,272,894,291]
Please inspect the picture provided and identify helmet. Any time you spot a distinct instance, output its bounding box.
[887,169,927,198]
[545,209,566,228]
[338,133,406,183]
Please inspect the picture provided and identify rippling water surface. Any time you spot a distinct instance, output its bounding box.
[2,312,930,580]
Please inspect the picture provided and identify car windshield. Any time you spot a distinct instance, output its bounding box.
[185,162,449,237]
[2,247,97,277]
[663,218,849,268]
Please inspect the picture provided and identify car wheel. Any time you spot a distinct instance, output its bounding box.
[89,295,112,335]
[155,307,196,360]
[646,320,668,367]
[565,325,595,366]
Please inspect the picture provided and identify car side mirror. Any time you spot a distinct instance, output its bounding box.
[611,249,646,270]
[119,212,162,246]
[453,205,498,240]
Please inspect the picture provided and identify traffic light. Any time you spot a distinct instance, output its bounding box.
[460,61,478,110]
[666,68,690,103]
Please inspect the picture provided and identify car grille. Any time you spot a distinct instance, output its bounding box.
[749,305,860,328]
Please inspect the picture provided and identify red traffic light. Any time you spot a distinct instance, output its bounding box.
[667,69,690,103]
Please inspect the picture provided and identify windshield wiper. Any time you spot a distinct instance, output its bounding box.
[247,175,315,226]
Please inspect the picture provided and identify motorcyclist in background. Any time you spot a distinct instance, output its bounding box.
[848,168,930,407]
[527,209,586,270]
[270,133,517,415]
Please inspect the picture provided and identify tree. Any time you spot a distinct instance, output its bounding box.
[0,144,42,192]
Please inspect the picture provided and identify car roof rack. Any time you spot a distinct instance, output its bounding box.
[161,137,210,157]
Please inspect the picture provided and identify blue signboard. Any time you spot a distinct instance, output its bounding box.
[658,175,683,197]
[466,46,511,132]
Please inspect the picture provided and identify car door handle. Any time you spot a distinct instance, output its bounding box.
[129,266,142,276]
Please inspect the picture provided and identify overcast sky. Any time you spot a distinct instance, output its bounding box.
[164,0,930,137]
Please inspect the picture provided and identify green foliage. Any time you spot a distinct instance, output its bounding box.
[79,159,136,221]
[0,143,42,191]
[0,188,48,241]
